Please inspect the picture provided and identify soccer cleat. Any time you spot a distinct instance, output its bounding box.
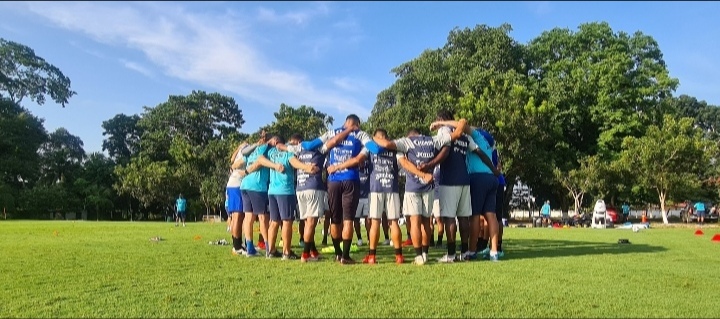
[422,252,428,262]
[479,248,490,257]
[362,254,377,264]
[357,239,363,246]
[282,252,299,260]
[382,239,390,246]
[395,254,405,264]
[226,226,231,232]
[498,251,505,258]
[464,252,478,261]
[402,239,413,247]
[340,257,356,265]
[258,241,267,250]
[266,250,282,259]
[489,252,499,262]
[245,249,259,257]
[438,254,455,263]
[413,255,425,265]
[335,255,343,263]
[231,247,246,256]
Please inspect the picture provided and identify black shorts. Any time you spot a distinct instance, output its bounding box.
[469,173,498,216]
[327,180,360,224]
[268,195,296,222]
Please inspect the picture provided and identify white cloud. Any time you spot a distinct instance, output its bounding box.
[120,59,154,77]
[527,1,552,16]
[332,77,372,93]
[256,2,330,25]
[22,2,369,116]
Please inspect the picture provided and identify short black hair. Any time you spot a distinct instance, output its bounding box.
[274,135,286,144]
[436,109,454,121]
[289,133,303,142]
[346,114,361,124]
[374,128,388,137]
[407,128,421,136]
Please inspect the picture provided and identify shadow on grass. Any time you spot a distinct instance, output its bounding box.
[497,238,667,260]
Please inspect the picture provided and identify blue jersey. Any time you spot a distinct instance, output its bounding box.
[295,149,326,192]
[393,135,450,193]
[321,128,372,182]
[541,204,551,216]
[466,130,494,175]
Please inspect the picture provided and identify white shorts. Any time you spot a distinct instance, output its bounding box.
[356,198,369,219]
[296,190,326,220]
[369,192,401,220]
[432,199,441,218]
[438,185,471,218]
[403,192,434,218]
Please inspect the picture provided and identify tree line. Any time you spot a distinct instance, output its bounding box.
[2,21,719,224]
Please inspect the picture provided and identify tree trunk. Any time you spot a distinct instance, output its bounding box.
[572,192,584,216]
[659,192,669,224]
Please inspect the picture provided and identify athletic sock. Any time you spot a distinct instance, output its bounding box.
[422,246,429,254]
[498,238,503,252]
[414,247,423,256]
[395,248,403,256]
[303,240,311,254]
[342,239,352,259]
[437,236,444,246]
[447,241,456,256]
[478,238,488,251]
[245,239,255,253]
[309,241,318,254]
[332,238,342,257]
[232,236,243,251]
[460,242,468,254]
[369,249,377,256]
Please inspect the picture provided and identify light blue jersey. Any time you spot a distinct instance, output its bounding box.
[267,147,296,195]
[240,144,270,192]
[541,203,551,216]
[694,202,706,212]
[466,130,494,175]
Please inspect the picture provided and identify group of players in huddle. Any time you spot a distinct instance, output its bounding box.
[224,110,507,265]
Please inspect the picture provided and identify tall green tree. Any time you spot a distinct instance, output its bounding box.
[256,104,334,140]
[0,98,47,188]
[619,115,715,224]
[101,114,143,165]
[39,128,85,185]
[0,38,76,107]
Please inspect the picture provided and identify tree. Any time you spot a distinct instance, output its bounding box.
[39,128,86,185]
[553,156,604,215]
[0,38,76,107]
[101,114,143,165]
[0,98,47,188]
[256,104,333,140]
[619,115,715,224]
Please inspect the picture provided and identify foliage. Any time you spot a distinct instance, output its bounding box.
[0,38,76,107]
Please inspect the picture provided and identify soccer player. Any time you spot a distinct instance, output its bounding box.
[427,111,479,263]
[540,200,551,225]
[239,133,272,257]
[276,133,326,262]
[254,136,319,259]
[354,159,371,246]
[368,127,462,264]
[307,115,379,264]
[228,142,249,255]
[175,194,187,227]
[361,129,404,264]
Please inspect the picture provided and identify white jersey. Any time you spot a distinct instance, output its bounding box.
[227,149,246,188]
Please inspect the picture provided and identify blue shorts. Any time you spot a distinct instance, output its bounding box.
[269,194,297,222]
[696,210,706,217]
[469,173,498,216]
[226,187,243,214]
[241,190,268,214]
[176,210,186,218]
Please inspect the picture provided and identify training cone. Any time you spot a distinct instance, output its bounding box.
[712,234,720,242]
[695,230,704,236]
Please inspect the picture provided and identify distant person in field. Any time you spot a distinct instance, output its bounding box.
[176,194,187,227]
[541,200,551,225]
[621,202,630,223]
[694,201,706,226]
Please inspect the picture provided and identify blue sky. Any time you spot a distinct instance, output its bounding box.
[1,1,719,153]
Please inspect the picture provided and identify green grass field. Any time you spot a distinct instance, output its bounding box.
[1,221,719,318]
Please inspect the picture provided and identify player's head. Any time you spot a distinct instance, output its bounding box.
[407,128,421,137]
[288,133,303,146]
[344,114,361,128]
[374,128,388,140]
[436,109,453,121]
[272,135,285,146]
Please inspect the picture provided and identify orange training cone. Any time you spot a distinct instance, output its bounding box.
[711,234,720,242]
[695,229,704,236]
